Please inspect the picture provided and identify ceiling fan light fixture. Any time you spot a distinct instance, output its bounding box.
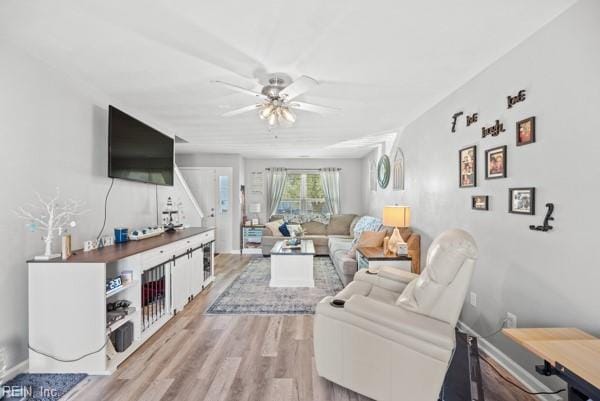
[281,107,296,123]
[268,111,278,126]
[259,103,274,119]
[214,74,335,127]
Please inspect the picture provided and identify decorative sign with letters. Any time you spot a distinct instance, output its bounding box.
[507,89,526,109]
[451,112,463,133]
[481,120,506,138]
[466,113,479,127]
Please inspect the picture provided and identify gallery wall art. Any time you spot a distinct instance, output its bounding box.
[459,145,477,188]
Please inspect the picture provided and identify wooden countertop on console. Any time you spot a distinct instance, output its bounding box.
[503,328,600,390]
[28,227,215,264]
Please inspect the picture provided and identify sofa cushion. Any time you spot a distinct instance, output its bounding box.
[333,252,359,275]
[328,237,353,254]
[301,235,329,248]
[326,214,357,235]
[302,221,327,235]
[349,215,361,236]
[265,220,284,236]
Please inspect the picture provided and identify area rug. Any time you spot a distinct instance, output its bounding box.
[1,373,87,401]
[206,256,344,314]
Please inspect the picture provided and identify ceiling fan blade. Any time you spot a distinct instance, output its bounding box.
[279,75,319,101]
[221,104,263,117]
[212,80,266,99]
[288,101,340,115]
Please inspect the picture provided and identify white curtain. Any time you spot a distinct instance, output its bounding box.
[266,168,287,217]
[320,168,341,215]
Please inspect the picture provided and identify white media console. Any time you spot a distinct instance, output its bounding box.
[27,227,215,375]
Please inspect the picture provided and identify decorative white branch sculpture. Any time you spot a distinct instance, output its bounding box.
[14,188,87,260]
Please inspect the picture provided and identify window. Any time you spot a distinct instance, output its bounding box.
[276,173,327,215]
[218,175,230,214]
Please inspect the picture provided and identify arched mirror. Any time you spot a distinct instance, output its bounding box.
[392,147,405,190]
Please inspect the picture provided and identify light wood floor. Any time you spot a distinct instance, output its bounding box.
[67,254,539,401]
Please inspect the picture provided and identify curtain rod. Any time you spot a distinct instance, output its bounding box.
[265,168,342,171]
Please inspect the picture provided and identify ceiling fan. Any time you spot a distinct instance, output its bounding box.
[212,74,339,126]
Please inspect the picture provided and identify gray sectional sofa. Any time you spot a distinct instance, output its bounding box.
[261,214,421,286]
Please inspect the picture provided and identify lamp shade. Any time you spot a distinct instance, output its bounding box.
[249,203,261,213]
[382,205,411,228]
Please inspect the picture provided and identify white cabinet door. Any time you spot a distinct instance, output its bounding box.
[170,254,191,313]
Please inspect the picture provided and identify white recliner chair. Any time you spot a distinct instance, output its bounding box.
[314,229,478,401]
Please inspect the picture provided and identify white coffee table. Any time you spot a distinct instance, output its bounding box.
[269,240,315,287]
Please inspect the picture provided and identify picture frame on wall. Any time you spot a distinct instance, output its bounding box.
[516,116,535,146]
[509,187,535,215]
[459,145,477,188]
[485,145,507,179]
[472,195,489,211]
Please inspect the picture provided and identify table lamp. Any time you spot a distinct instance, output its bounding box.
[382,205,411,255]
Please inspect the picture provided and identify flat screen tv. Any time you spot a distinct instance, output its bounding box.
[108,105,174,186]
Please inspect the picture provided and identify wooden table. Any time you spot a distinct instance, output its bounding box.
[356,246,414,273]
[269,240,315,288]
[503,328,600,401]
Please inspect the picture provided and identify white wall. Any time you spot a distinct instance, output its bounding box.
[176,153,244,251]
[0,46,192,375]
[244,158,364,223]
[362,0,600,389]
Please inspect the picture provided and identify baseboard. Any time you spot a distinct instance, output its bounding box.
[224,249,242,254]
[241,248,262,255]
[457,321,563,401]
[0,359,28,386]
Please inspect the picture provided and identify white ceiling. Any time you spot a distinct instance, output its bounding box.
[0,0,576,158]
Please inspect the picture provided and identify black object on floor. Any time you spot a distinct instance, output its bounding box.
[439,330,485,401]
[1,373,87,401]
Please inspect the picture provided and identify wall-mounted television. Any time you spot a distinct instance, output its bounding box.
[108,105,174,186]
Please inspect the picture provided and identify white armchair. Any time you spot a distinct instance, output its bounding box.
[314,229,478,401]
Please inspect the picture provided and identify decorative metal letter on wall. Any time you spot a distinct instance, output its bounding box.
[507,89,526,109]
[451,112,463,133]
[466,113,479,127]
[481,120,506,138]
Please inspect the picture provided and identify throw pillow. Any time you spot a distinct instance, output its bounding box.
[279,223,291,237]
[352,216,383,244]
[347,230,387,258]
[326,214,357,235]
[287,224,303,236]
[265,220,284,237]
